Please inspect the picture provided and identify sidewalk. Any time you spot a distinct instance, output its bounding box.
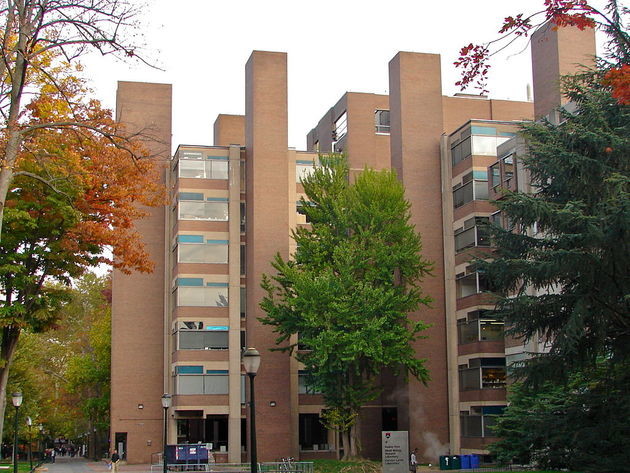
[34,457,154,473]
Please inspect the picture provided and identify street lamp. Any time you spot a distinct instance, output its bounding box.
[26,417,32,471]
[38,425,43,463]
[12,392,22,473]
[161,394,172,473]
[242,348,261,473]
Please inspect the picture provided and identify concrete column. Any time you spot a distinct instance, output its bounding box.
[245,51,293,461]
[228,144,243,462]
[389,52,450,461]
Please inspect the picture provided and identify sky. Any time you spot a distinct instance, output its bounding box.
[81,0,610,153]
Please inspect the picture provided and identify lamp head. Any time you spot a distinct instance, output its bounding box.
[26,416,32,426]
[161,393,172,409]
[242,347,261,375]
[11,392,22,407]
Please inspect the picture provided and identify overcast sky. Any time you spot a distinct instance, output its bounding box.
[81,0,609,152]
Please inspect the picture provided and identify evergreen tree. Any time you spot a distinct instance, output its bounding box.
[481,69,629,382]
[260,155,432,458]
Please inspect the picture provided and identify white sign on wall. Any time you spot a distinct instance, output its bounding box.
[382,431,409,473]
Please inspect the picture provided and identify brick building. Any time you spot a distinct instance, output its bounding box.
[111,24,595,464]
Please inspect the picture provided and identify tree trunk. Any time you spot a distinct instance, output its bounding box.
[0,328,21,444]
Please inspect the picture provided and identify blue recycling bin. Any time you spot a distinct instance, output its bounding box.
[470,454,480,468]
[460,455,471,469]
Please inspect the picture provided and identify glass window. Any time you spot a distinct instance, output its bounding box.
[298,371,321,394]
[299,414,329,451]
[240,245,246,276]
[451,137,472,166]
[296,164,315,183]
[176,287,229,307]
[178,330,228,350]
[179,160,205,178]
[176,373,229,395]
[333,112,347,141]
[490,164,501,187]
[240,202,246,233]
[178,201,228,221]
[240,287,246,319]
[178,242,228,264]
[375,110,390,133]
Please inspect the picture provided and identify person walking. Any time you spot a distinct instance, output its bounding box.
[110,450,121,473]
[410,448,418,473]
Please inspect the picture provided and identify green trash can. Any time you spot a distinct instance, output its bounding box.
[439,455,451,470]
[450,455,461,469]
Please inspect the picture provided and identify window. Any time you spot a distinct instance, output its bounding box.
[299,414,329,451]
[490,163,501,188]
[375,110,390,134]
[453,171,488,208]
[178,157,228,180]
[460,406,505,437]
[333,112,347,141]
[296,160,316,183]
[240,287,246,319]
[298,371,321,394]
[175,282,228,307]
[176,327,229,350]
[178,199,228,221]
[240,244,246,276]
[177,239,228,264]
[451,137,472,166]
[455,268,489,298]
[454,216,490,252]
[175,369,229,395]
[457,310,503,344]
[459,358,507,390]
[240,202,246,233]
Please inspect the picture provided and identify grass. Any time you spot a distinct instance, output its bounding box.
[0,462,39,473]
[311,459,582,473]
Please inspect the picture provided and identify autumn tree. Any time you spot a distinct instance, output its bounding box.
[0,0,153,240]
[260,156,432,459]
[0,83,163,439]
[455,0,629,102]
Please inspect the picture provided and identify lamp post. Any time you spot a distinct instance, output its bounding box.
[38,425,43,463]
[26,417,32,471]
[242,348,261,473]
[161,394,172,473]
[12,392,22,473]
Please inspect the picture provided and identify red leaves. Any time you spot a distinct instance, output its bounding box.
[500,14,532,36]
[456,0,599,93]
[454,43,490,94]
[544,0,596,30]
[603,65,630,105]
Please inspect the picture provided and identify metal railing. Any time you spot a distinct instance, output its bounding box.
[150,457,313,473]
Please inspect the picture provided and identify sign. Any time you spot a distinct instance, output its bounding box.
[382,431,409,473]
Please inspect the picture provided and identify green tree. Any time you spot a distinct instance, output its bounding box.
[481,70,629,381]
[490,361,630,473]
[260,155,432,459]
[4,274,111,455]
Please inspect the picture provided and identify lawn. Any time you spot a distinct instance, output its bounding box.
[0,462,39,473]
[311,459,581,473]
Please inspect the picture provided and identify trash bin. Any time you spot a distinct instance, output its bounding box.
[470,454,480,468]
[439,455,451,470]
[450,456,461,470]
[460,454,471,469]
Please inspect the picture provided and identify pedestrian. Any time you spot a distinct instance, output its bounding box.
[50,448,56,463]
[110,449,121,473]
[410,448,418,473]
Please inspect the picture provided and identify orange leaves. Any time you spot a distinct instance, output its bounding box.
[500,14,532,36]
[10,86,166,276]
[603,65,630,105]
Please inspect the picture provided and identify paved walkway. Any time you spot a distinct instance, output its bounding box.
[34,457,153,473]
